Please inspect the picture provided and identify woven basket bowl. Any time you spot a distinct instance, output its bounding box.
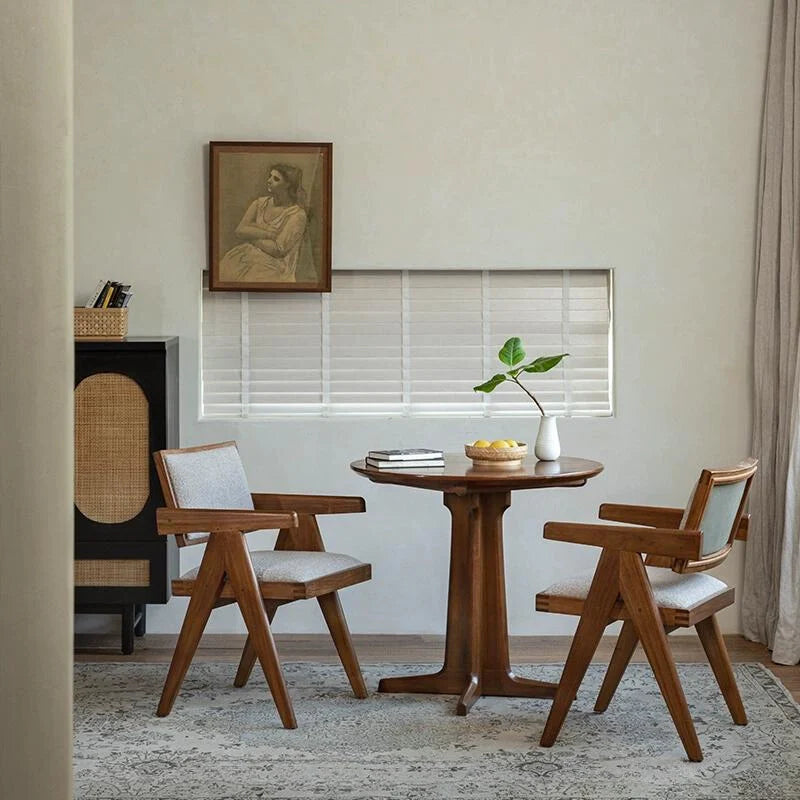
[464,442,528,468]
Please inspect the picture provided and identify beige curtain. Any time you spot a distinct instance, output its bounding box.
[742,0,800,666]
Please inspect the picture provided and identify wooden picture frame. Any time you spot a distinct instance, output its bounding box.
[209,141,332,292]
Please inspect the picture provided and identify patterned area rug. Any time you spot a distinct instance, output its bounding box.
[74,662,800,800]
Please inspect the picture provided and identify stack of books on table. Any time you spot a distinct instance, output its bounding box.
[365,449,445,469]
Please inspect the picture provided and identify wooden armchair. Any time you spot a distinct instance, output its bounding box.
[535,458,757,761]
[153,441,372,729]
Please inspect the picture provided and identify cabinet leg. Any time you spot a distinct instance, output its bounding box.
[121,604,135,655]
[134,604,146,637]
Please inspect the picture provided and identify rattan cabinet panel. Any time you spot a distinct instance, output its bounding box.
[75,373,150,523]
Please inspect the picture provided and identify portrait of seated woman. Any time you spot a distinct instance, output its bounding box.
[219,164,313,284]
[209,142,332,292]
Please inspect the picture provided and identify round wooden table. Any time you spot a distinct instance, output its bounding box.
[351,454,604,715]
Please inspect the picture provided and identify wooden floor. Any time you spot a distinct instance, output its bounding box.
[75,633,800,702]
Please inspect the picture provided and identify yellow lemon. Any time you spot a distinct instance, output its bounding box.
[490,440,510,449]
[505,439,518,447]
[472,439,491,448]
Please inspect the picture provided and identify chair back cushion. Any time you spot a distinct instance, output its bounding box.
[163,444,254,511]
[692,480,747,556]
[679,458,757,561]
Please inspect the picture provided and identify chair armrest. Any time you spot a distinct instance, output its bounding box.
[599,503,684,528]
[156,508,299,535]
[543,521,702,560]
[600,504,750,541]
[251,493,366,515]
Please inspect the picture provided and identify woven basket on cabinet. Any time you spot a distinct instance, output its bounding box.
[74,308,128,340]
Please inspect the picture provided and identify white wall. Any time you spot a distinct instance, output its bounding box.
[74,0,770,636]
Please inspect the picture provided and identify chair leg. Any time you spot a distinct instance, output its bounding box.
[619,552,703,762]
[157,535,227,717]
[234,637,256,688]
[695,615,747,725]
[594,619,638,713]
[318,591,368,699]
[234,601,279,688]
[223,532,297,729]
[540,548,620,747]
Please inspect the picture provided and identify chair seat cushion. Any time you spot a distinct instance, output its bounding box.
[180,550,364,584]
[540,566,728,610]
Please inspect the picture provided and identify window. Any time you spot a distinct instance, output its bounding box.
[202,269,613,417]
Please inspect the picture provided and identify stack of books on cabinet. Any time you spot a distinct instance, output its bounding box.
[84,279,134,308]
[365,449,445,469]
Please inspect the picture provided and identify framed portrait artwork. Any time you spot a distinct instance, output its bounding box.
[208,141,332,292]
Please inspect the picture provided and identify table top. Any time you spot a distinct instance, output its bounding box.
[350,454,603,493]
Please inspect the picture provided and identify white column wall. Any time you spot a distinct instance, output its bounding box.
[0,1,74,797]
[73,0,770,637]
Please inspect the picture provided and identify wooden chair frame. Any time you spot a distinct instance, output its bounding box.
[153,441,371,729]
[537,458,757,762]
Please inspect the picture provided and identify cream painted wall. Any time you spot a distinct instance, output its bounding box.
[1,1,74,796]
[74,0,769,636]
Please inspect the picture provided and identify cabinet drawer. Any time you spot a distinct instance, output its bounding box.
[75,558,150,588]
[74,540,177,604]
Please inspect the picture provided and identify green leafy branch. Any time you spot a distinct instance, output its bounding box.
[473,337,568,417]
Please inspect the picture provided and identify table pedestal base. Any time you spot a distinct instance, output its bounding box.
[378,491,557,714]
[378,670,557,715]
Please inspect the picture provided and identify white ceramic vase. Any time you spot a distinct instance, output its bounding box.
[534,416,560,461]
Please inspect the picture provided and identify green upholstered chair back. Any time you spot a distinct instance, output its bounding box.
[678,458,757,571]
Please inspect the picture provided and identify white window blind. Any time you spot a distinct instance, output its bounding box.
[202,269,613,418]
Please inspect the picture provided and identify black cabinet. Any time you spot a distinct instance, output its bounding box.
[74,337,180,653]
